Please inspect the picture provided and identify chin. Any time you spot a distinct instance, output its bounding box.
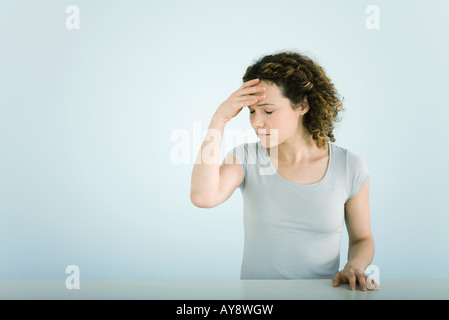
[259,136,280,149]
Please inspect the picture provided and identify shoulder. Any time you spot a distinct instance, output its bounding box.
[228,141,262,162]
[331,143,368,170]
[229,141,258,152]
[331,143,370,199]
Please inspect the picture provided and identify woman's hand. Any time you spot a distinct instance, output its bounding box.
[214,78,266,123]
[332,264,380,291]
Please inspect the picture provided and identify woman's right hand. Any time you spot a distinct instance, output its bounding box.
[214,78,266,123]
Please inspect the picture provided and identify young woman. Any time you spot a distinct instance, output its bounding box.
[190,51,379,291]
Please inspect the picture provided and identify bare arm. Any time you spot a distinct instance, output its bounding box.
[345,180,374,270]
[332,180,378,291]
[189,115,229,208]
[190,79,266,208]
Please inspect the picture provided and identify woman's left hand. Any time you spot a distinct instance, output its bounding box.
[332,264,380,291]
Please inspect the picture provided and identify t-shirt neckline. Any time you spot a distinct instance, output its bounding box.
[259,140,333,188]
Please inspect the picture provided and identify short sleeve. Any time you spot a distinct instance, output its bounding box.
[227,143,248,191]
[346,151,370,200]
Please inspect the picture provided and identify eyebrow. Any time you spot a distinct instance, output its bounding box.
[251,103,275,108]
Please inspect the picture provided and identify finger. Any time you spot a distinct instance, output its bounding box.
[237,85,267,97]
[240,78,259,89]
[332,273,341,287]
[234,96,265,109]
[250,93,266,102]
[375,280,381,289]
[365,276,380,290]
[237,97,259,108]
[373,279,381,290]
[366,276,375,290]
[349,274,357,291]
[358,274,367,292]
[235,94,265,103]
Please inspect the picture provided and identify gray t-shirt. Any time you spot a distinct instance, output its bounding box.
[228,141,370,279]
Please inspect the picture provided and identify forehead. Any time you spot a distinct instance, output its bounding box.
[253,80,289,106]
[255,80,277,89]
[255,80,283,96]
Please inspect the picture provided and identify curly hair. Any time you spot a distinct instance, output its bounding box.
[242,51,343,149]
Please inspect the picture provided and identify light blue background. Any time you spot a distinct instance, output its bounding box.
[1,0,448,280]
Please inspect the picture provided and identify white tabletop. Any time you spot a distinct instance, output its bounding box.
[1,279,448,300]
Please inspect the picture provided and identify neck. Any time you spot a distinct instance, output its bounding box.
[269,132,327,165]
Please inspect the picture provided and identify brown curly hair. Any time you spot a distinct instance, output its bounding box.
[242,51,343,149]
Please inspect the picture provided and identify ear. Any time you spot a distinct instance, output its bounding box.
[299,96,310,115]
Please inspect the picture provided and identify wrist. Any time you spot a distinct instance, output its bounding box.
[344,261,366,271]
[211,113,228,127]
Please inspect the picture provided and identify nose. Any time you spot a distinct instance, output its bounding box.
[250,111,265,129]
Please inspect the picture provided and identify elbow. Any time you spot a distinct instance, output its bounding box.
[348,234,374,247]
[190,191,218,208]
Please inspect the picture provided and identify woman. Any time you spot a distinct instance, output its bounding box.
[190,51,379,291]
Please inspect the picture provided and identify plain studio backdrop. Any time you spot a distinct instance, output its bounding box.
[1,0,448,281]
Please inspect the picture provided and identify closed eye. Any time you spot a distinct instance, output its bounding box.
[250,110,273,115]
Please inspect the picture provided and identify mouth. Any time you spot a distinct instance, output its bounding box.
[257,133,271,138]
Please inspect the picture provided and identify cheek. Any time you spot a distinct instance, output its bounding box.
[275,113,300,132]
